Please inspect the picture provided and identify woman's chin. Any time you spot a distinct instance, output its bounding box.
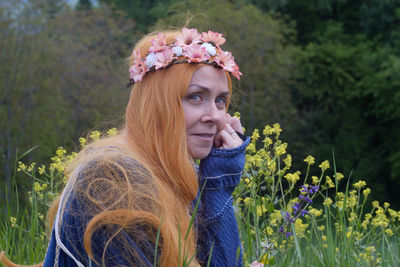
[189,147,212,160]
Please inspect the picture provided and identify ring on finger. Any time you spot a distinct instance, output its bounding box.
[229,129,235,135]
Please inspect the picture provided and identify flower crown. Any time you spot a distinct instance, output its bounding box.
[128,28,242,84]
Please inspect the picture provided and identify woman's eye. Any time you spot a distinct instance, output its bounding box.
[216,97,226,107]
[188,94,203,103]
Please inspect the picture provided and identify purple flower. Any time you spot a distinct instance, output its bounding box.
[299,195,312,204]
[301,185,308,193]
[301,209,309,216]
[284,212,295,223]
[279,226,292,238]
[310,185,320,194]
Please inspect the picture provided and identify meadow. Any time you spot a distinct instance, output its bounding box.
[1,122,399,266]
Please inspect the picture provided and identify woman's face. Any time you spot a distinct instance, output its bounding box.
[182,65,229,159]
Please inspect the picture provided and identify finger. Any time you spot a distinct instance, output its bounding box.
[224,123,237,137]
[220,124,243,149]
[219,129,242,149]
[214,131,223,147]
[226,115,243,134]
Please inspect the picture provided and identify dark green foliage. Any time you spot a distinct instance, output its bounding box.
[98,0,181,32]
[76,0,92,10]
[0,0,135,213]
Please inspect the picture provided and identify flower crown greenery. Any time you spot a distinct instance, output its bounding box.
[128,28,242,84]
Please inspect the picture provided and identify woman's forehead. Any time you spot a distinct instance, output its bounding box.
[190,66,228,90]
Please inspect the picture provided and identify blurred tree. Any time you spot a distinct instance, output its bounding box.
[76,0,92,10]
[98,0,181,32]
[0,0,135,212]
[294,27,400,206]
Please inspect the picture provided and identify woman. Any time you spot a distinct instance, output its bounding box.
[2,28,249,267]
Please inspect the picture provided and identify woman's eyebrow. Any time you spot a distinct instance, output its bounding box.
[188,84,229,96]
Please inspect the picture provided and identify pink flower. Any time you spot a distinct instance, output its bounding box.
[149,33,167,52]
[175,28,202,47]
[132,49,143,66]
[215,51,240,74]
[231,64,243,80]
[184,44,210,63]
[201,30,226,46]
[129,63,148,82]
[250,261,264,267]
[154,48,176,69]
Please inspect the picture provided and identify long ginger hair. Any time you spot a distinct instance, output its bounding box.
[0,30,232,267]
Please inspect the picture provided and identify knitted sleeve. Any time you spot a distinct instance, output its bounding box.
[196,136,250,267]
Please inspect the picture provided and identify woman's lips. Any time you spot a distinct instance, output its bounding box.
[191,133,214,142]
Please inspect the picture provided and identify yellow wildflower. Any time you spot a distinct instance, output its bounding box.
[323,197,333,207]
[348,212,357,223]
[294,218,309,238]
[353,180,367,190]
[233,112,240,119]
[384,202,390,209]
[318,225,325,231]
[263,125,274,136]
[304,155,315,165]
[270,210,282,226]
[251,129,260,142]
[372,208,389,227]
[17,161,26,172]
[266,226,274,236]
[385,228,394,236]
[90,130,101,141]
[263,137,273,148]
[274,143,287,157]
[336,192,345,200]
[256,206,264,217]
[10,216,17,228]
[347,194,358,208]
[363,188,371,198]
[79,137,87,148]
[309,208,323,217]
[335,172,344,181]
[56,147,67,157]
[38,165,46,175]
[366,246,376,254]
[27,162,36,172]
[319,160,330,171]
[323,244,328,248]
[321,235,327,241]
[336,200,344,209]
[268,161,276,173]
[325,176,335,188]
[107,127,118,137]
[311,176,319,185]
[284,171,301,184]
[244,178,250,184]
[283,154,292,169]
[273,123,282,137]
[388,208,398,219]
[243,197,252,206]
[33,182,42,192]
[246,143,256,154]
[372,201,380,209]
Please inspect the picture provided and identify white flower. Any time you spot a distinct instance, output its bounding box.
[201,43,216,56]
[172,46,183,56]
[145,52,157,69]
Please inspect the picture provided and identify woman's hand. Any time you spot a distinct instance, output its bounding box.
[214,114,244,149]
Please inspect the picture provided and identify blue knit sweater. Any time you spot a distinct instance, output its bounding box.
[43,137,250,267]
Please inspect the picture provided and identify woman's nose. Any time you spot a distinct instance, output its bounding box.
[200,103,224,124]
